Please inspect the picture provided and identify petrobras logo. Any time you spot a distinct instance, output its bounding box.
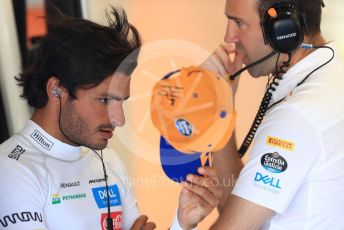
[101,211,122,230]
[52,194,61,205]
[62,193,86,201]
[30,129,54,150]
[261,152,288,173]
[276,32,297,40]
[92,185,122,209]
[254,172,281,189]
[175,119,193,136]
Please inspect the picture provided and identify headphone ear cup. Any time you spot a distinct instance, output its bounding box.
[262,2,305,53]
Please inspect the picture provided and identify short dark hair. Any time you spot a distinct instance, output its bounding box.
[16,7,141,108]
[258,0,323,35]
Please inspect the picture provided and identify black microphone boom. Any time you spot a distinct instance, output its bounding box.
[229,50,278,80]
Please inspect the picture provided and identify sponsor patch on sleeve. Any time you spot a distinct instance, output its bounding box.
[266,136,295,151]
[261,152,287,173]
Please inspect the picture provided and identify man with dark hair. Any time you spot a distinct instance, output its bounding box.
[0,8,221,230]
[199,0,344,229]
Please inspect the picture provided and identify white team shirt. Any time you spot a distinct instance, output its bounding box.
[0,120,140,230]
[232,43,344,229]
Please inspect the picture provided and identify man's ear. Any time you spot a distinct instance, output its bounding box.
[46,76,62,102]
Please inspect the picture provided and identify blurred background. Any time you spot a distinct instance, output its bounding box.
[0,0,343,228]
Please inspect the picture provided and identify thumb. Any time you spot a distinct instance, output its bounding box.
[179,183,192,205]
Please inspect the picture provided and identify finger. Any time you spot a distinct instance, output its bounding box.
[182,183,219,208]
[221,43,244,73]
[186,174,222,198]
[130,215,148,230]
[179,185,213,213]
[220,42,236,54]
[179,184,192,206]
[198,166,216,178]
[215,46,232,73]
[143,222,157,230]
[233,49,245,70]
[208,55,227,76]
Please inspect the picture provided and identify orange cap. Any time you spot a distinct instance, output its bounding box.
[151,66,236,153]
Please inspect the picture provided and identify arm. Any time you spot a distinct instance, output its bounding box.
[211,195,274,230]
[213,133,243,211]
[201,43,245,209]
[212,105,323,228]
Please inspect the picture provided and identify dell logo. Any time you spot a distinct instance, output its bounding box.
[254,172,281,189]
[276,33,297,40]
[98,188,117,199]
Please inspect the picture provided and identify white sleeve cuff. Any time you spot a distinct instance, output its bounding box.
[170,211,197,230]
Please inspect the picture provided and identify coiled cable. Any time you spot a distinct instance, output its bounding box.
[238,52,291,157]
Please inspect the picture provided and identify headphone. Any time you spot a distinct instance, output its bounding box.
[261,1,308,53]
[52,88,61,97]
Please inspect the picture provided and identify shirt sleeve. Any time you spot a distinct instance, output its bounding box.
[0,157,48,229]
[232,105,322,213]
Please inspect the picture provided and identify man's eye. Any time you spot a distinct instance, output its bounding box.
[99,98,110,104]
[235,20,243,27]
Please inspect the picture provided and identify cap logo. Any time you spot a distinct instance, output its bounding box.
[175,119,193,136]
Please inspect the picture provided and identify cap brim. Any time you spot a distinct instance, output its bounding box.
[160,136,212,183]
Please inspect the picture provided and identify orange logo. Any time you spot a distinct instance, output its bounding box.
[266,136,295,151]
[200,152,213,167]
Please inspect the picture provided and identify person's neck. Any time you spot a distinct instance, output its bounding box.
[285,33,327,70]
[31,107,73,145]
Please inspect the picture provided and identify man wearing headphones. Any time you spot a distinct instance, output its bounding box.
[201,0,344,229]
[0,7,221,230]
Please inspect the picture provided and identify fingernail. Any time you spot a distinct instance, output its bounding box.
[198,167,205,174]
[186,174,193,181]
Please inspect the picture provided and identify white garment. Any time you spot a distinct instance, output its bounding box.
[0,120,140,230]
[232,43,344,229]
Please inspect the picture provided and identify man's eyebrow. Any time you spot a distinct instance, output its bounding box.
[225,14,243,21]
[99,93,130,101]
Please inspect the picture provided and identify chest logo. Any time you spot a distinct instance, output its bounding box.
[92,185,122,209]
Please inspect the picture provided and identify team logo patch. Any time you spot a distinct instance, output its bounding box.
[101,211,122,230]
[175,119,193,136]
[8,145,25,160]
[261,152,287,173]
[266,136,295,151]
[92,185,121,209]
